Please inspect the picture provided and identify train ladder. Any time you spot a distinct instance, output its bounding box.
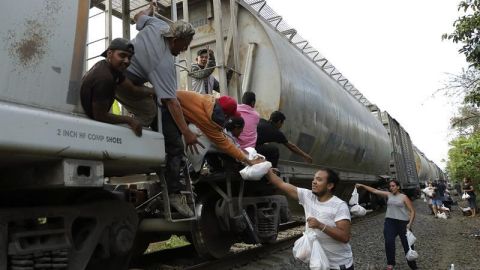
[160,164,197,222]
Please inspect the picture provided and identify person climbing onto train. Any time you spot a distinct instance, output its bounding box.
[256,111,313,167]
[190,48,220,94]
[356,181,417,270]
[80,38,150,137]
[237,92,260,149]
[114,2,203,217]
[463,177,477,217]
[176,90,262,166]
[266,168,354,270]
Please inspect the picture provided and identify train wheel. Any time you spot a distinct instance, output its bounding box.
[190,196,235,259]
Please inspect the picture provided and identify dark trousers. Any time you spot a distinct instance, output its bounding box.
[256,144,280,168]
[383,218,417,269]
[161,106,184,194]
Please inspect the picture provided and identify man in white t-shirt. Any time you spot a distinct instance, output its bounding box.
[266,168,354,270]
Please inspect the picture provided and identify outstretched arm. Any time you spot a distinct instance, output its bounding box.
[265,169,298,200]
[284,142,313,163]
[355,183,390,198]
[134,2,154,22]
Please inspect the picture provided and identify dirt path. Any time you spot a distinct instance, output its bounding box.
[351,197,480,270]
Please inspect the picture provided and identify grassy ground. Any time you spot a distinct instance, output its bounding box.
[145,235,191,254]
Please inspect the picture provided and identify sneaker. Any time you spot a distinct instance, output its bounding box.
[170,193,194,217]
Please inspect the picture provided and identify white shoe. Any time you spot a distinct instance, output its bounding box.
[170,193,194,217]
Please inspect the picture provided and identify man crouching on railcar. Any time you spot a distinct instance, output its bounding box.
[80,38,154,137]
[266,168,354,270]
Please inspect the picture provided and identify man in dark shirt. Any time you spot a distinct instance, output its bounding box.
[80,38,146,136]
[256,111,313,167]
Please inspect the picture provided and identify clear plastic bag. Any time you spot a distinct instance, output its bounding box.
[406,229,416,246]
[462,192,471,200]
[309,238,330,270]
[406,249,418,261]
[292,230,315,263]
[405,229,418,261]
[349,187,359,206]
[350,204,366,217]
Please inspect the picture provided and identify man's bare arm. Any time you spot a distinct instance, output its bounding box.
[92,102,142,136]
[265,169,298,200]
[134,2,154,22]
[307,218,351,243]
[284,142,313,163]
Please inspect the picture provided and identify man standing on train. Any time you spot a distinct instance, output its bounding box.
[256,111,313,167]
[266,168,354,270]
[116,2,203,217]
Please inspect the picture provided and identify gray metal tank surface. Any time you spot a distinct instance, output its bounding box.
[232,2,392,175]
[414,147,432,183]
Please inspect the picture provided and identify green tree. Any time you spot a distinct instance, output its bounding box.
[447,133,480,188]
[443,1,480,106]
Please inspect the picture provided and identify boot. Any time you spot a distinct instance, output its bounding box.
[170,193,194,217]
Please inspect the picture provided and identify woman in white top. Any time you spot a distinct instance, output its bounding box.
[356,180,417,270]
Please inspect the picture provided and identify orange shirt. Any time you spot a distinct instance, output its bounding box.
[176,91,246,161]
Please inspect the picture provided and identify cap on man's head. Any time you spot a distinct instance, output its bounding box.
[164,20,195,39]
[100,38,134,57]
[217,96,238,117]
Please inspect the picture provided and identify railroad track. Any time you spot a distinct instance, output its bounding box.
[133,208,386,270]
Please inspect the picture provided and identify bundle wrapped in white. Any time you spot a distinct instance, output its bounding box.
[239,147,271,180]
[349,187,359,206]
[405,229,418,261]
[422,187,434,197]
[350,204,367,217]
[349,187,366,217]
[462,192,471,200]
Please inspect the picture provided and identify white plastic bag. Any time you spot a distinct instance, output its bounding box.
[350,204,367,217]
[405,229,418,261]
[406,249,418,261]
[437,212,448,219]
[349,187,359,206]
[309,238,330,270]
[462,192,471,200]
[292,230,315,263]
[239,161,272,180]
[406,229,416,246]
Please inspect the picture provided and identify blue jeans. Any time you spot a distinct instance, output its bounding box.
[383,218,417,269]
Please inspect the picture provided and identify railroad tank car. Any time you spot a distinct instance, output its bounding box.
[0,0,446,268]
[184,0,392,186]
[414,146,433,184]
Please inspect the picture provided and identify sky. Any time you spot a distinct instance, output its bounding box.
[266,0,468,169]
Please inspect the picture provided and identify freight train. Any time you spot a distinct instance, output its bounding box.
[0,0,444,269]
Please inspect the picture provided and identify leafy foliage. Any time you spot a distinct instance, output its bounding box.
[447,133,480,187]
[443,1,480,106]
[451,104,480,135]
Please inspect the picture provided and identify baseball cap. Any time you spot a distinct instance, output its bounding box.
[217,96,238,117]
[100,38,134,57]
[164,20,195,39]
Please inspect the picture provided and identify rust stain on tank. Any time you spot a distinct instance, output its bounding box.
[8,20,50,69]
